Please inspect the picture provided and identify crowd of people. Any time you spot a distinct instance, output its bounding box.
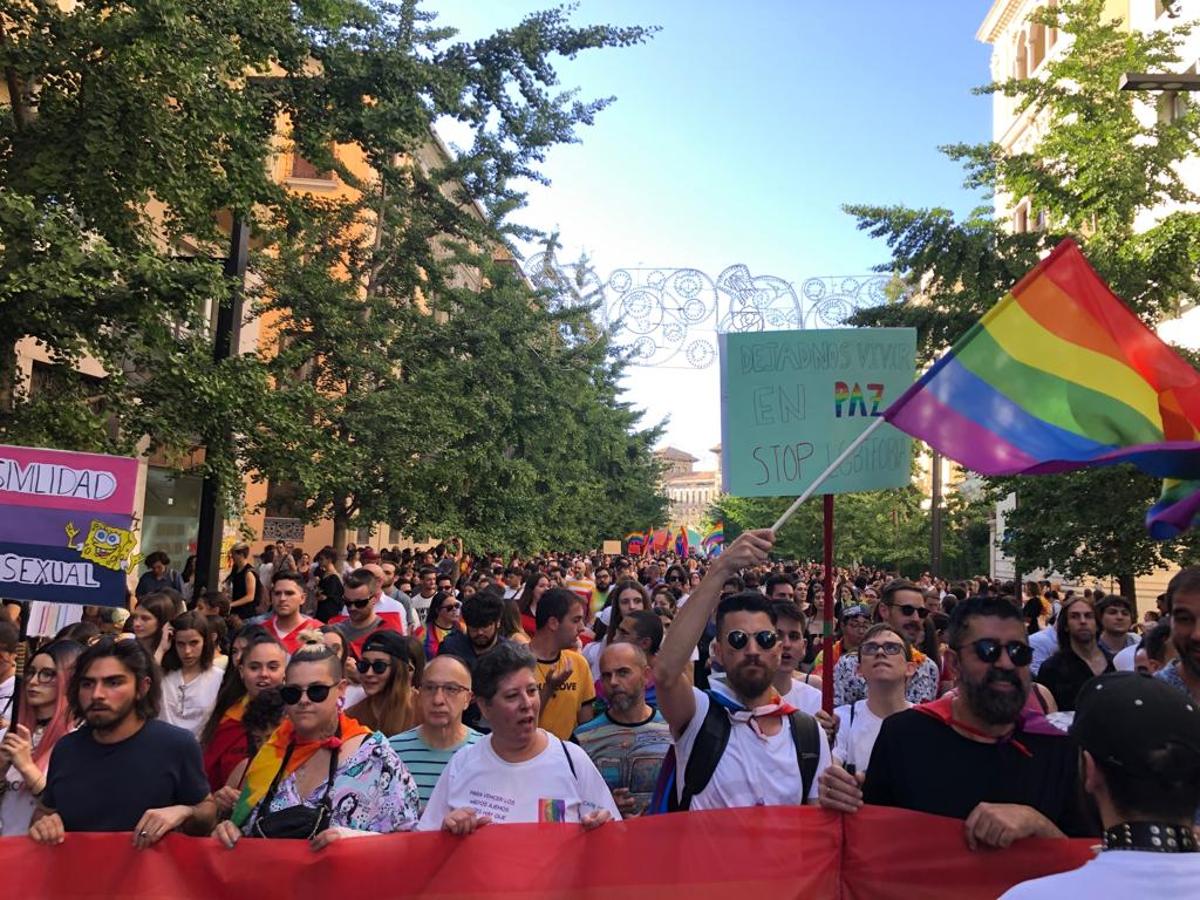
[0,532,1197,895]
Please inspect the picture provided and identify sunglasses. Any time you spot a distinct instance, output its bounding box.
[725,629,779,651]
[667,575,683,583]
[347,598,371,609]
[965,638,1033,667]
[356,658,393,675]
[439,602,462,614]
[860,640,905,658]
[888,603,929,619]
[280,683,335,705]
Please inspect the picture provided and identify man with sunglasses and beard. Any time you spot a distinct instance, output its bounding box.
[832,579,940,707]
[654,530,831,810]
[819,595,1093,848]
[332,569,401,658]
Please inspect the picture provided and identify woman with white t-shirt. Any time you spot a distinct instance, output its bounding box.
[418,642,620,832]
[830,624,914,776]
[159,611,225,738]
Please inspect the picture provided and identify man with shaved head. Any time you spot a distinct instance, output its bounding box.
[389,654,481,811]
[572,642,672,817]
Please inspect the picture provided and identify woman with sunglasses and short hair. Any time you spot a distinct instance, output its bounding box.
[346,631,421,736]
[0,640,84,835]
[213,642,419,850]
[416,591,464,658]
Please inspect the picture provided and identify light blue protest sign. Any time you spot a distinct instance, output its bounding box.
[719,328,916,497]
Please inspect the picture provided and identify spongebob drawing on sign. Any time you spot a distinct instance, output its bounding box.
[66,520,141,572]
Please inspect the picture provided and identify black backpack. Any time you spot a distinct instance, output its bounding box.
[649,691,822,813]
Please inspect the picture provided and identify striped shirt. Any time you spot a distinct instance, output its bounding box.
[388,726,482,809]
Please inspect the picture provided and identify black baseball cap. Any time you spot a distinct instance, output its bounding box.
[1072,672,1200,776]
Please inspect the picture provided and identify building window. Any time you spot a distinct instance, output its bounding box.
[1156,1,1173,19]
[1013,203,1029,234]
[1047,0,1058,48]
[1029,23,1046,71]
[289,151,335,182]
[265,480,306,519]
[1015,39,1029,80]
[1158,90,1187,125]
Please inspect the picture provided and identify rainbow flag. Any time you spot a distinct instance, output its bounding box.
[675,525,690,558]
[625,531,645,555]
[701,522,724,553]
[882,238,1200,538]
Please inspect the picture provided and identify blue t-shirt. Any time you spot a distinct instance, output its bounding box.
[43,719,209,832]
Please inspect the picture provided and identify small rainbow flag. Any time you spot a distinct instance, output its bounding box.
[675,525,690,558]
[882,239,1200,538]
[538,798,567,823]
[625,531,645,555]
[701,522,724,553]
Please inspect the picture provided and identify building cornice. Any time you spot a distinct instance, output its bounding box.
[977,0,1027,45]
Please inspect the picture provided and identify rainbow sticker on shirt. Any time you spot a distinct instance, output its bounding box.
[538,798,567,823]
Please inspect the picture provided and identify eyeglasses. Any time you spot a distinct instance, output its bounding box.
[964,638,1033,667]
[356,658,393,675]
[419,682,470,697]
[725,629,779,651]
[347,598,371,609]
[28,667,57,684]
[280,683,335,705]
[860,640,906,658]
[439,602,462,614]
[888,603,929,619]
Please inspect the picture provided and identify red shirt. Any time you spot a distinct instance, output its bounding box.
[265,615,322,654]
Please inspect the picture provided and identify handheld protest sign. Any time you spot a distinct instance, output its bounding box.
[0,445,139,607]
[719,328,916,502]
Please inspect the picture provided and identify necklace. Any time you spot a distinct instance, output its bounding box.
[1102,821,1198,853]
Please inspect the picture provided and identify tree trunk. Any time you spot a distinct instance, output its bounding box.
[1117,572,1137,609]
[332,509,348,559]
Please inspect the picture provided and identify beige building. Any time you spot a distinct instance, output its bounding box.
[978,0,1194,604]
[655,445,722,528]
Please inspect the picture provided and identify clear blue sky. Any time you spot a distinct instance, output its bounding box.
[429,1,996,465]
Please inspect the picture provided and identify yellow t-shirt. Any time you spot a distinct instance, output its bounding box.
[535,649,596,740]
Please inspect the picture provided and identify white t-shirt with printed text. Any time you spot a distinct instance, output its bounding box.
[417,730,621,829]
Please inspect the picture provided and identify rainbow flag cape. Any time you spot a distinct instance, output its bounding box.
[625,531,645,555]
[701,522,724,553]
[230,713,371,827]
[882,238,1200,538]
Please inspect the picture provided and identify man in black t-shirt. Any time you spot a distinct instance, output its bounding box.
[820,595,1094,847]
[30,638,214,847]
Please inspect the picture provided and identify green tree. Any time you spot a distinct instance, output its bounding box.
[0,0,306,494]
[843,0,1200,599]
[238,3,661,552]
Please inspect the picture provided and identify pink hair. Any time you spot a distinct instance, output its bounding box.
[18,641,83,771]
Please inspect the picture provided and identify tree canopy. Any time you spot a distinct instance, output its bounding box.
[844,0,1200,595]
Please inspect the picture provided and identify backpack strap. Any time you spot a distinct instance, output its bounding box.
[678,691,731,810]
[788,711,822,803]
[559,737,577,779]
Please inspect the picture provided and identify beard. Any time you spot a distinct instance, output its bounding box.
[1178,639,1200,678]
[85,695,137,731]
[961,667,1028,726]
[607,689,640,715]
[726,658,775,699]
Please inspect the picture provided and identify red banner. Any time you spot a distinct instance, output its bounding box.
[1,806,1095,899]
